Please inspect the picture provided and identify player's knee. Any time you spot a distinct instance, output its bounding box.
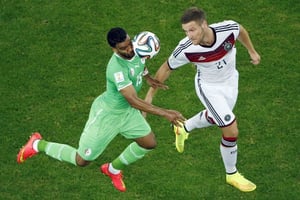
[221,121,239,137]
[231,121,239,137]
[233,128,239,137]
[142,139,157,149]
[149,139,157,149]
[135,132,157,149]
[148,134,157,149]
[229,126,239,137]
[223,128,239,138]
[75,153,91,167]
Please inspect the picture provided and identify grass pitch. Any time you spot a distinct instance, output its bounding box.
[1,0,299,199]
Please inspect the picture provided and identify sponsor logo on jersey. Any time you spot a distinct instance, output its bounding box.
[114,71,125,83]
[198,56,206,61]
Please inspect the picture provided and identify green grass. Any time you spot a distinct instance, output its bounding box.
[1,0,299,199]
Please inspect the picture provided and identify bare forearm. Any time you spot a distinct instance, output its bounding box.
[238,24,261,65]
[149,61,172,95]
[238,25,256,53]
[121,86,167,117]
[154,60,172,83]
[129,96,167,117]
[144,60,172,105]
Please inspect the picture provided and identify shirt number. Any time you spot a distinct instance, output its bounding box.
[216,59,227,69]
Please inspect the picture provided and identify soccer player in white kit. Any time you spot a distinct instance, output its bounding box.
[145,7,260,192]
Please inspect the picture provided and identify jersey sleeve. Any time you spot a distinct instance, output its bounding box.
[224,20,240,40]
[167,37,191,70]
[107,64,132,91]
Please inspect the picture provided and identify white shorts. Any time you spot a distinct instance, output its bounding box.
[194,70,239,127]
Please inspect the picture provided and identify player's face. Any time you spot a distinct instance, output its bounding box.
[114,35,135,59]
[182,21,206,45]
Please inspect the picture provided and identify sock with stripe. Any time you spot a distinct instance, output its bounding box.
[220,136,238,174]
[185,110,214,132]
[37,140,77,166]
[111,142,152,170]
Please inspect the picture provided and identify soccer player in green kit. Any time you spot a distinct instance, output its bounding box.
[17,27,185,192]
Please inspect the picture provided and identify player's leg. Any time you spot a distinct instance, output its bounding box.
[75,104,127,191]
[39,139,79,165]
[195,73,238,170]
[173,109,216,153]
[36,100,110,167]
[171,76,218,153]
[211,72,239,171]
[221,121,256,192]
[17,132,80,166]
[203,84,256,191]
[17,95,109,167]
[203,91,240,177]
[205,98,256,191]
[112,132,155,169]
[110,107,154,169]
[174,109,215,151]
[188,73,218,131]
[220,120,238,175]
[185,109,215,131]
[101,137,153,192]
[101,108,153,192]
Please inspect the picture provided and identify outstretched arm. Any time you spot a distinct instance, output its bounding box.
[120,84,184,126]
[144,74,169,90]
[145,61,172,104]
[237,24,261,65]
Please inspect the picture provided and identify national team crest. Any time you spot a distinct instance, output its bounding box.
[223,41,233,51]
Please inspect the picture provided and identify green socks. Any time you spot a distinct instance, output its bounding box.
[111,142,152,170]
[37,140,152,169]
[38,140,77,166]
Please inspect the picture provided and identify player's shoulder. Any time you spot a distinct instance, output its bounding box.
[172,36,194,57]
[210,20,239,32]
[177,36,190,44]
[176,36,193,49]
[106,54,125,75]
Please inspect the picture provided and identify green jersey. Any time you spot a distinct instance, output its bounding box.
[101,53,145,110]
[78,53,151,160]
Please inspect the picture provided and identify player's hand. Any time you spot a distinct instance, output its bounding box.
[165,110,186,127]
[249,50,261,65]
[145,75,169,90]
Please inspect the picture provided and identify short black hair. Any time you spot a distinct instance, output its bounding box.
[107,27,127,48]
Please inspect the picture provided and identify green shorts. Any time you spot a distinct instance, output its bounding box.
[77,97,151,161]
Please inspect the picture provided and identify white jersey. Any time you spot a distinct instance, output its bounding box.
[168,20,240,84]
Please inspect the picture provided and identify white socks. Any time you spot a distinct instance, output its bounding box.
[108,163,121,174]
[220,143,237,174]
[185,110,213,132]
[32,140,40,152]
